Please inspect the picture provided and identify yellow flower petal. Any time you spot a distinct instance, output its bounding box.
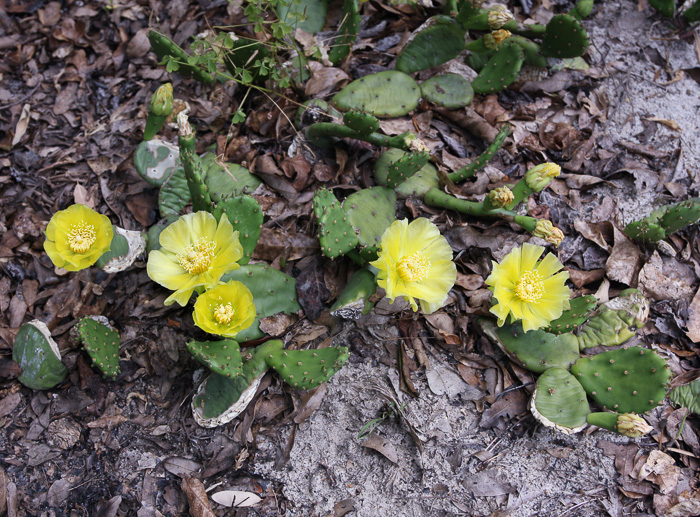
[370,218,456,314]
[485,242,571,331]
[43,204,113,271]
[193,281,256,337]
[147,211,243,306]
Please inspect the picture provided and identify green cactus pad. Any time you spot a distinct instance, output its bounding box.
[466,51,493,73]
[669,378,700,414]
[472,40,525,94]
[344,187,396,261]
[509,36,547,68]
[134,140,181,187]
[332,71,421,118]
[480,320,580,374]
[420,73,474,109]
[200,152,262,202]
[623,221,666,242]
[158,164,190,218]
[375,149,440,198]
[530,368,590,433]
[570,0,595,20]
[343,110,380,137]
[385,151,431,189]
[540,14,589,59]
[187,338,242,378]
[657,197,700,235]
[95,232,129,270]
[14,320,68,390]
[148,31,213,84]
[213,195,263,265]
[313,188,358,259]
[328,0,360,64]
[456,1,486,29]
[544,295,597,334]
[76,317,120,379]
[265,346,350,390]
[648,0,675,17]
[571,346,670,414]
[220,265,302,342]
[192,340,283,424]
[278,0,327,33]
[330,268,377,319]
[179,133,214,213]
[576,290,649,350]
[396,16,466,74]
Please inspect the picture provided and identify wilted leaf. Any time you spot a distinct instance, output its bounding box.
[181,477,215,517]
[636,450,679,495]
[210,490,262,508]
[686,286,700,343]
[163,457,202,478]
[479,390,528,429]
[426,364,482,400]
[12,104,31,147]
[605,226,642,286]
[638,251,696,302]
[462,469,515,496]
[361,432,398,464]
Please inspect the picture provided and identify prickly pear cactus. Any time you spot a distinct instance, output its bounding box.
[669,378,700,414]
[509,36,548,68]
[472,40,525,94]
[530,367,590,434]
[14,320,68,390]
[420,73,475,109]
[213,195,263,265]
[396,16,466,74]
[576,290,649,350]
[278,0,327,33]
[187,338,243,378]
[374,149,440,198]
[328,0,360,64]
[344,187,396,261]
[621,198,700,242]
[265,346,350,390]
[540,14,589,59]
[148,30,213,84]
[544,295,597,334]
[200,152,262,201]
[158,164,189,218]
[343,109,380,137]
[385,151,431,189]
[76,317,121,379]
[332,71,421,118]
[221,265,302,342]
[480,320,580,374]
[192,340,283,426]
[571,346,670,414]
[96,228,147,273]
[134,140,181,187]
[295,99,342,128]
[313,188,359,259]
[330,268,377,319]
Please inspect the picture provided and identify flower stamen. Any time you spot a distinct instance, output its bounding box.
[178,238,217,275]
[213,302,235,325]
[396,251,431,282]
[515,270,545,303]
[67,221,97,253]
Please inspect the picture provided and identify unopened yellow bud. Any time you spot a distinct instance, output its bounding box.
[525,162,561,192]
[616,413,653,438]
[149,83,173,117]
[488,186,515,208]
[533,220,565,247]
[488,5,513,30]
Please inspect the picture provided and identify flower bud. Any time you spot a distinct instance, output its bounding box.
[149,83,174,117]
[525,162,561,192]
[484,30,512,50]
[488,186,515,208]
[488,5,513,30]
[533,220,565,247]
[616,413,653,438]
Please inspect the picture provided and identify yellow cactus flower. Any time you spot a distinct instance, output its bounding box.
[147,211,243,306]
[485,242,571,332]
[44,204,114,272]
[192,280,256,337]
[370,218,456,314]
[616,413,653,438]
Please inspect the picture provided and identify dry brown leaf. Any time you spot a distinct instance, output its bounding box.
[293,384,328,424]
[211,490,262,508]
[253,228,319,261]
[163,457,202,478]
[605,226,642,286]
[0,393,22,419]
[361,432,398,464]
[462,469,515,496]
[0,465,7,515]
[12,104,30,147]
[644,117,680,130]
[182,477,215,517]
[304,62,349,98]
[86,414,128,429]
[638,251,696,302]
[258,313,296,336]
[636,450,680,494]
[686,286,700,343]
